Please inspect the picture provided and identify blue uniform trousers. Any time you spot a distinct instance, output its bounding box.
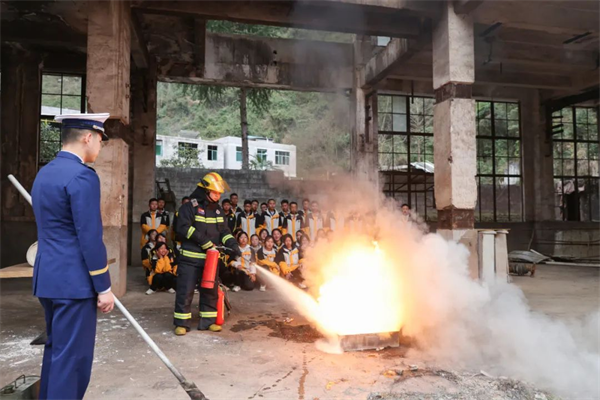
[38,297,97,400]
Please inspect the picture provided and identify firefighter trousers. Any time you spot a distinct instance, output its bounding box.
[173,256,218,330]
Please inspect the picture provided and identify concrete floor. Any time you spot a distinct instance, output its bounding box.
[1,264,598,399]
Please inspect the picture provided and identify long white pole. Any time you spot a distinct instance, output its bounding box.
[8,174,208,400]
[8,174,33,205]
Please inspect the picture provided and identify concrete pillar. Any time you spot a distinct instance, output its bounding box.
[130,67,157,266]
[352,36,378,185]
[0,47,42,267]
[521,90,555,222]
[86,0,131,293]
[495,230,509,282]
[94,139,129,297]
[432,1,477,230]
[479,230,496,285]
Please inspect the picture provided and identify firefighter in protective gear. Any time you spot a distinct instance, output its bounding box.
[173,172,241,336]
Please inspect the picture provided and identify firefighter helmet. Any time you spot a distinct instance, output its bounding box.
[197,172,231,194]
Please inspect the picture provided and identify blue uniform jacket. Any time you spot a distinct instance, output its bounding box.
[32,151,111,299]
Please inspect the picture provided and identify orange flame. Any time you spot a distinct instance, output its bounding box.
[307,240,404,336]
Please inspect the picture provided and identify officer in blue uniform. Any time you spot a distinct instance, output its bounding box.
[32,113,115,400]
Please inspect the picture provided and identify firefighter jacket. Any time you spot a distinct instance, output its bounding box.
[257,247,279,275]
[282,213,303,241]
[175,187,238,262]
[171,211,180,243]
[261,209,281,234]
[140,210,168,248]
[236,212,259,236]
[229,244,256,274]
[304,212,325,241]
[275,245,300,275]
[148,252,177,285]
[31,151,111,298]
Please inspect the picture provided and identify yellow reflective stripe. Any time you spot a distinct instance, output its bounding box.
[201,241,214,250]
[195,216,206,222]
[174,312,192,319]
[89,265,108,276]
[205,217,217,223]
[222,234,234,244]
[186,226,196,239]
[199,311,218,317]
[181,250,206,259]
[216,217,224,223]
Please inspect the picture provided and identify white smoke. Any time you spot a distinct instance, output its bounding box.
[265,176,600,398]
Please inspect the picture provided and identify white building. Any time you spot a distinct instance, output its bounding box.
[156,131,297,177]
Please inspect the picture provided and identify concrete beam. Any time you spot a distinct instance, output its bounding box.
[130,10,150,69]
[193,18,207,70]
[389,63,574,90]
[361,38,422,89]
[134,1,425,39]
[473,1,600,35]
[453,0,484,15]
[306,0,441,17]
[157,33,353,91]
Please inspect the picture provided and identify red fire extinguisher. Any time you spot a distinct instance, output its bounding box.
[216,286,225,326]
[201,248,219,289]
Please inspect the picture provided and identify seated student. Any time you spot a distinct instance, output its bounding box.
[236,200,259,236]
[295,230,305,246]
[146,242,177,295]
[260,202,268,215]
[250,234,262,253]
[258,228,269,245]
[141,229,158,273]
[222,199,237,233]
[316,229,327,244]
[275,234,307,289]
[256,236,279,292]
[326,230,335,243]
[282,201,303,242]
[272,228,283,251]
[304,201,325,240]
[298,235,311,261]
[230,231,258,292]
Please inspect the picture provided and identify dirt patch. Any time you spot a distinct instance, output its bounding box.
[230,319,323,343]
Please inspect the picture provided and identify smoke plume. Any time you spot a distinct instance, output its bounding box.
[265,176,600,398]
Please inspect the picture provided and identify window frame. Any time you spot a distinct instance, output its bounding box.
[156,139,163,156]
[378,94,436,221]
[552,106,599,221]
[275,150,290,165]
[39,73,86,167]
[235,146,243,162]
[475,100,524,223]
[207,144,218,161]
[256,148,267,162]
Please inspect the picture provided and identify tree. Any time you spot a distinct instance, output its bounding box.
[249,155,276,171]
[160,144,204,168]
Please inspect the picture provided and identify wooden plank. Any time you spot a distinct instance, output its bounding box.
[0,264,34,279]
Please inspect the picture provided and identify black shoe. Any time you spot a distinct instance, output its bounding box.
[30,331,48,346]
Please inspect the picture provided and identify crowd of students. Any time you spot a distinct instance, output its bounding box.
[138,194,414,295]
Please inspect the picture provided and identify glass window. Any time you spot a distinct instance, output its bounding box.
[156,140,163,156]
[553,106,599,221]
[476,101,523,222]
[275,150,290,165]
[236,146,242,162]
[207,145,218,161]
[39,73,85,166]
[378,95,436,221]
[257,149,267,162]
